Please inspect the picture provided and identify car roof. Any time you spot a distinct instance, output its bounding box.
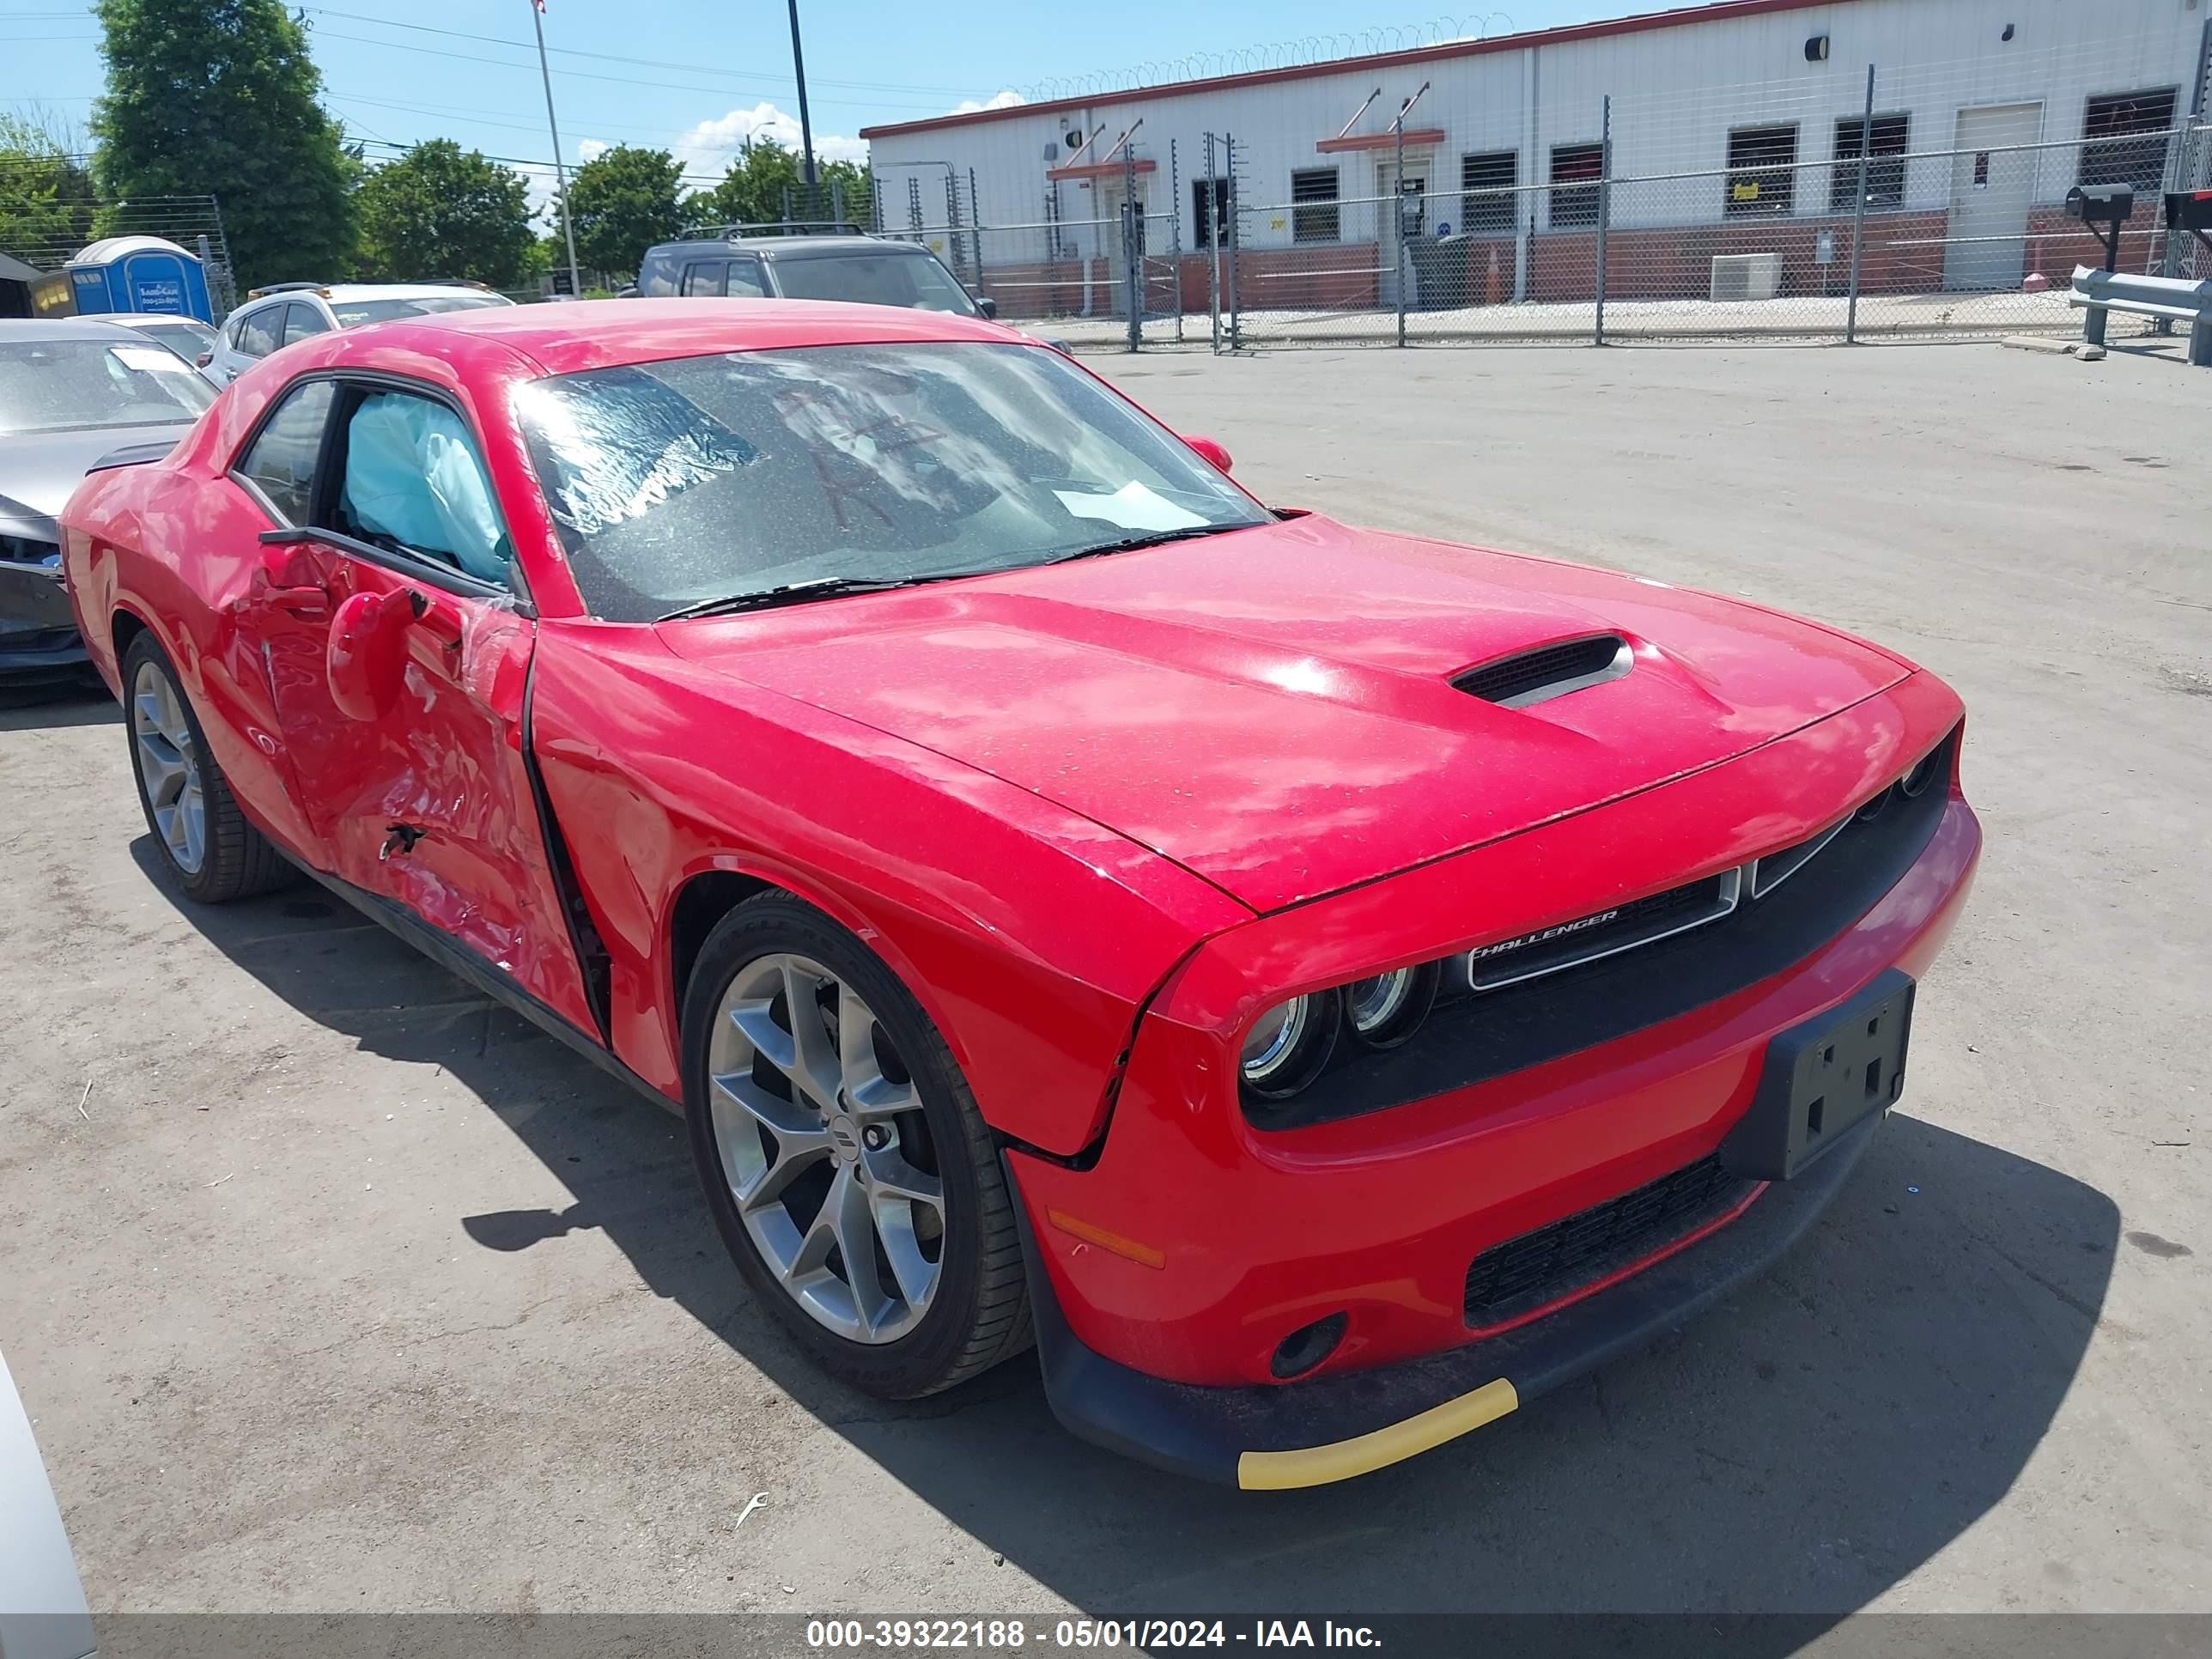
[343,296,1019,377]
[0,317,152,343]
[669,235,934,258]
[325,283,507,301]
[240,283,502,307]
[75,312,213,328]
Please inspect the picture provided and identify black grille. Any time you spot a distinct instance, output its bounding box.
[1466,872,1729,988]
[1463,1155,1754,1327]
[1249,728,1960,1131]
[1455,635,1626,705]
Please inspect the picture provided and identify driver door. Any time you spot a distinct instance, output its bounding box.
[228,371,597,1036]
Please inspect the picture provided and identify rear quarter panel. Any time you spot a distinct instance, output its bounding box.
[64,454,327,860]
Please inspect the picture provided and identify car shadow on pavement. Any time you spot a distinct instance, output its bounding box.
[0,679,118,732]
[149,861,2118,1628]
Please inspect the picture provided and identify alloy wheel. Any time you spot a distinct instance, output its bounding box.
[132,659,207,875]
[707,952,946,1343]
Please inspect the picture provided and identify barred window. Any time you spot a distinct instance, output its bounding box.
[1725,124,1799,216]
[1549,143,1601,228]
[1461,149,1518,234]
[1831,112,1909,210]
[2079,89,2177,193]
[1291,167,1340,244]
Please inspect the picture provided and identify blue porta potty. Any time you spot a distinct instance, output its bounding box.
[64,235,215,322]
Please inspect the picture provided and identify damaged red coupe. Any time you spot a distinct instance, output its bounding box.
[61,301,1979,1487]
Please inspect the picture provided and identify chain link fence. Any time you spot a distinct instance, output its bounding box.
[0,159,239,317]
[873,149,1191,346]
[867,25,2212,354]
[1201,119,2209,349]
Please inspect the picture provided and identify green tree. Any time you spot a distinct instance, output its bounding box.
[0,109,98,267]
[353,140,536,287]
[90,0,354,291]
[561,144,684,281]
[684,137,871,230]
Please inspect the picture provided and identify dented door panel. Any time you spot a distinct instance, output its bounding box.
[252,545,597,1036]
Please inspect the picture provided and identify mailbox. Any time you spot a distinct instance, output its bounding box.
[2065,183,2136,226]
[2166,189,2212,235]
[2064,185,2136,272]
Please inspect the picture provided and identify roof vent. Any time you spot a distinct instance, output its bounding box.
[1455,635,1632,709]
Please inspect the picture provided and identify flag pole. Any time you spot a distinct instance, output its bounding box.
[531,0,585,297]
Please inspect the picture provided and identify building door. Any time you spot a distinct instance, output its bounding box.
[1946,102,2042,292]
[1095,176,1148,319]
[1376,157,1428,307]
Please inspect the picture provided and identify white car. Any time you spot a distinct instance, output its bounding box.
[0,1350,94,1659]
[204,283,515,385]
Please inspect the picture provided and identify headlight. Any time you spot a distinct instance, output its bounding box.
[1344,960,1440,1049]
[1239,988,1340,1099]
[1240,960,1443,1103]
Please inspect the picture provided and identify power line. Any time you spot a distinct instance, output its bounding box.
[329,92,800,176]
[349,135,735,190]
[308,26,946,117]
[298,7,990,99]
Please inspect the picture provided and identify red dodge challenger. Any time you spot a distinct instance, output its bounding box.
[61,301,1978,1487]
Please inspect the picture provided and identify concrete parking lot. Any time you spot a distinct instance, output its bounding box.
[2,340,2207,1623]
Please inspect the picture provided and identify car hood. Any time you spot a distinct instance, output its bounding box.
[658,514,1911,912]
[0,424,191,531]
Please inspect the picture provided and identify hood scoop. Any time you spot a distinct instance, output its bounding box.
[1455,634,1632,709]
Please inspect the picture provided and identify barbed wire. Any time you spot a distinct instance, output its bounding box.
[1018,14,1514,101]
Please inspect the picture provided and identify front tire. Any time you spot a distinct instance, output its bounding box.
[682,895,1030,1399]
[123,632,290,903]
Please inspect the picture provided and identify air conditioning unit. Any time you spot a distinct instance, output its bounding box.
[1711,252,1784,301]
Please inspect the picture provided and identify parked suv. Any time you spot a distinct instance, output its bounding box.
[635,223,1001,314]
[204,282,514,384]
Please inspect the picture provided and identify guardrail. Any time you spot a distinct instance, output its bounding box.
[2069,266,2212,366]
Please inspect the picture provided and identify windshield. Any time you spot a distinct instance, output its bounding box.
[0,337,216,435]
[330,294,509,327]
[768,252,978,314]
[130,322,214,356]
[514,342,1269,622]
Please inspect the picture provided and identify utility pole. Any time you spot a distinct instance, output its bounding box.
[530,0,584,298]
[787,0,819,199]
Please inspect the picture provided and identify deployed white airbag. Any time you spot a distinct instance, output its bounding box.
[342,394,508,582]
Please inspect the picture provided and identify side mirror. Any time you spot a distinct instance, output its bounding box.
[975,295,999,320]
[1182,434,1233,475]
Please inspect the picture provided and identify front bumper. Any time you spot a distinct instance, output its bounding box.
[0,626,90,681]
[1,562,90,682]
[1004,673,1977,1478]
[1009,1109,1879,1487]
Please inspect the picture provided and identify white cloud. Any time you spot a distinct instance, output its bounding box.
[514,142,606,221]
[950,89,1024,115]
[674,101,867,182]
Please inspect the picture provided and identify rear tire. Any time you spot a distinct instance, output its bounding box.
[682,894,1030,1399]
[122,632,291,903]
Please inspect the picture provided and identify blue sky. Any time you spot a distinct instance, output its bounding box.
[0,0,1653,200]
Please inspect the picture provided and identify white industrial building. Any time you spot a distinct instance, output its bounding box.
[860,0,2211,319]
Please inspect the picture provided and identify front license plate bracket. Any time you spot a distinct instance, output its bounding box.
[1721,968,1915,1182]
